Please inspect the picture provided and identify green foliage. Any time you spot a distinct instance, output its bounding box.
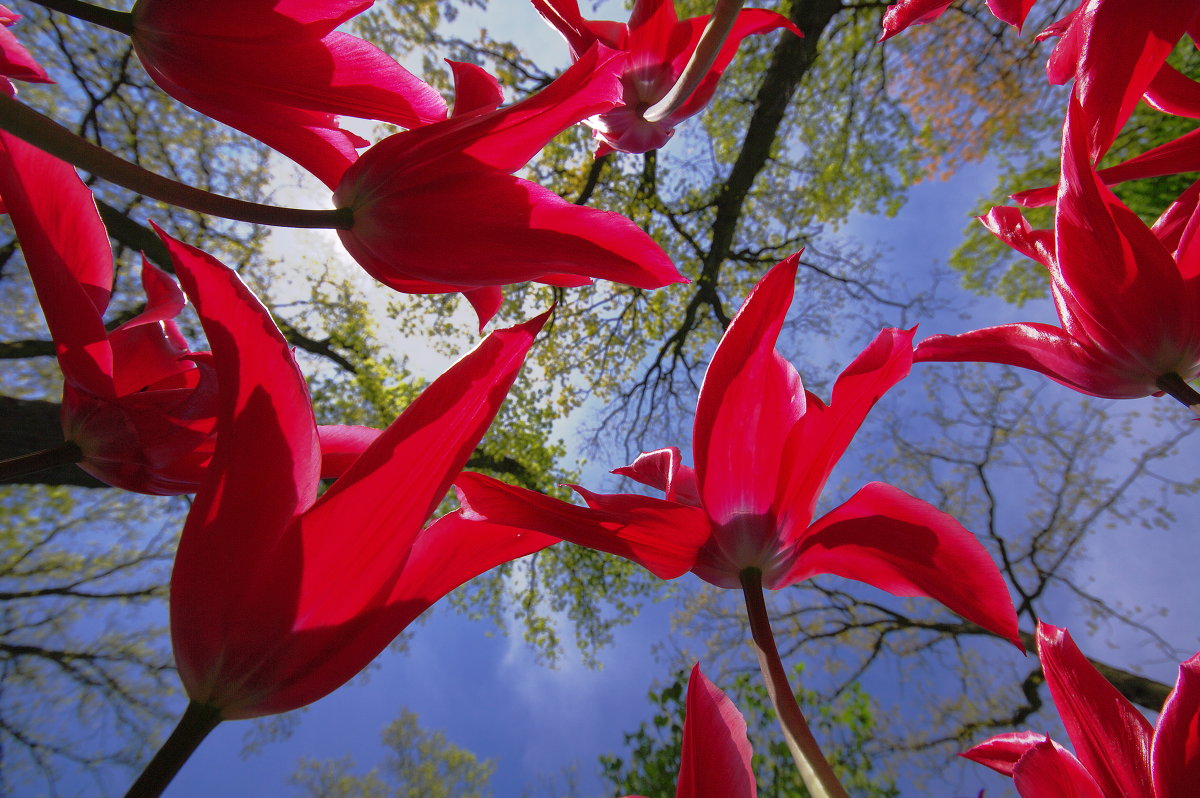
[0,484,179,794]
[599,666,898,798]
[291,708,494,798]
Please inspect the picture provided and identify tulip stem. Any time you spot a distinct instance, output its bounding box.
[124,702,221,798]
[0,96,353,230]
[1156,373,1200,414]
[0,441,82,481]
[740,568,850,798]
[25,0,133,35]
[643,0,744,124]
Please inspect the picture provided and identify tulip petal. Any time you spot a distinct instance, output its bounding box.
[165,230,321,701]
[0,132,114,395]
[339,168,681,290]
[316,424,382,478]
[613,447,701,506]
[533,0,627,57]
[1153,652,1200,798]
[776,328,914,536]
[1145,62,1200,118]
[1011,739,1108,798]
[693,255,805,526]
[228,511,556,718]
[677,665,757,798]
[879,0,954,41]
[289,310,551,629]
[915,323,1159,398]
[0,7,50,86]
[785,482,1020,647]
[1037,623,1155,798]
[963,731,1055,777]
[455,471,709,580]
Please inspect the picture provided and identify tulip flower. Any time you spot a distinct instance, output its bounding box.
[531,0,799,155]
[624,665,758,798]
[161,233,555,723]
[915,95,1200,405]
[455,254,1020,646]
[331,48,684,326]
[878,0,1037,41]
[0,131,378,493]
[963,622,1200,797]
[0,4,51,95]
[129,0,447,188]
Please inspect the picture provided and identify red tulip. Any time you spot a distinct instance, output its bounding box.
[532,0,799,155]
[0,131,217,494]
[130,0,447,188]
[164,233,555,718]
[963,622,1200,797]
[0,4,51,95]
[916,95,1200,400]
[332,48,684,327]
[878,0,1037,41]
[624,665,758,798]
[456,255,1020,647]
[0,131,378,493]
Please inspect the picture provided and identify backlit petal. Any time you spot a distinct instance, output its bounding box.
[785,483,1019,645]
[1038,622,1155,798]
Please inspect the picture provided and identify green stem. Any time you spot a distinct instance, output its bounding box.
[1155,372,1200,415]
[25,0,133,34]
[0,96,353,230]
[124,702,221,798]
[740,568,850,798]
[0,441,82,481]
[643,0,745,124]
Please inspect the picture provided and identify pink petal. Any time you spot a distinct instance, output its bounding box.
[693,256,805,526]
[0,132,114,396]
[979,206,1056,268]
[775,327,914,537]
[532,0,625,58]
[1145,62,1200,118]
[879,0,954,41]
[963,731,1055,777]
[1152,178,1200,258]
[288,310,552,629]
[1151,652,1200,798]
[446,60,504,118]
[1011,739,1108,798]
[338,167,681,291]
[785,482,1020,646]
[0,14,50,85]
[228,510,555,718]
[676,665,758,798]
[316,424,382,478]
[165,230,321,704]
[455,471,709,580]
[613,447,701,506]
[915,323,1160,399]
[1037,622,1156,798]
[984,0,1039,30]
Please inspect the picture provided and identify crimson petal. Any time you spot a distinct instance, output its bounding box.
[785,482,1020,647]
